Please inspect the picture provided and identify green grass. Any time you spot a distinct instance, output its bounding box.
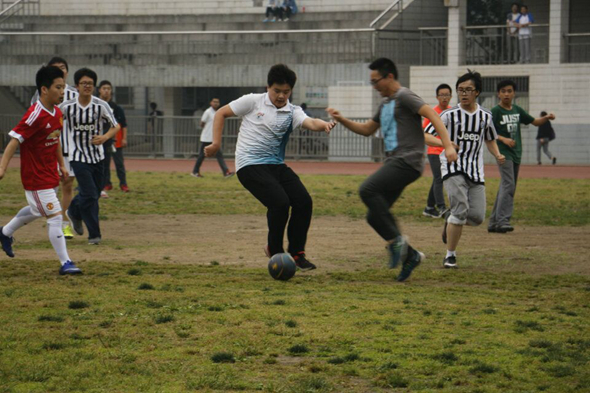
[0,260,588,392]
[0,170,588,225]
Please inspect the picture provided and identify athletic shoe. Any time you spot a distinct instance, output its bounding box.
[397,247,424,282]
[100,190,109,198]
[292,252,316,271]
[103,184,113,191]
[88,237,101,245]
[442,219,448,244]
[0,227,15,258]
[59,260,82,275]
[264,245,271,258]
[263,18,269,22]
[66,209,84,236]
[497,225,514,233]
[63,225,74,239]
[387,235,408,269]
[488,226,499,233]
[422,207,440,218]
[191,173,204,178]
[283,18,289,21]
[224,171,235,178]
[443,256,457,269]
[552,157,557,165]
[120,185,130,192]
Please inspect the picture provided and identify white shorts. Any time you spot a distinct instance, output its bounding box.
[25,188,62,217]
[59,158,75,177]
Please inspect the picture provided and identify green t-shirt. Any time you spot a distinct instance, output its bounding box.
[491,104,535,164]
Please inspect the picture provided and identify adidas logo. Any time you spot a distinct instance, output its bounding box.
[46,124,51,129]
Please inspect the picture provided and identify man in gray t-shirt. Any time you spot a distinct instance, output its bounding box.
[328,58,457,282]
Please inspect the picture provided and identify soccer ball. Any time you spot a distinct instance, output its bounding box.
[268,253,296,281]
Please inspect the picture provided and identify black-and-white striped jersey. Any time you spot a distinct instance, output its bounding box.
[31,85,79,156]
[61,96,118,164]
[425,104,497,184]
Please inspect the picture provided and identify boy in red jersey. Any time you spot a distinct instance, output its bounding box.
[0,66,81,275]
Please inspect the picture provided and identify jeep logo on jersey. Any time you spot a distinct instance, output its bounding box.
[74,124,96,132]
[46,130,61,139]
[457,131,480,141]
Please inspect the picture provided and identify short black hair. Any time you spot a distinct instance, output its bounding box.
[47,56,69,71]
[74,68,98,86]
[521,4,528,10]
[540,111,547,117]
[98,80,112,89]
[36,65,64,94]
[436,84,452,95]
[511,2,520,8]
[369,57,398,80]
[267,64,297,89]
[497,80,517,92]
[301,103,307,110]
[150,102,157,109]
[456,69,482,93]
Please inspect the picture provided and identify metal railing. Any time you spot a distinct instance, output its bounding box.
[565,33,590,63]
[0,115,385,161]
[0,0,39,30]
[374,29,422,65]
[419,27,447,66]
[465,24,549,65]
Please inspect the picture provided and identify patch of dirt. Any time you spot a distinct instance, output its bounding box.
[2,214,589,277]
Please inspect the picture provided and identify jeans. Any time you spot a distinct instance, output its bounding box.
[359,157,421,241]
[237,164,312,256]
[69,161,104,239]
[489,159,520,228]
[537,139,553,163]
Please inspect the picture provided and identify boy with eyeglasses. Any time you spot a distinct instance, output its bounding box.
[327,58,457,282]
[422,83,453,219]
[425,70,505,269]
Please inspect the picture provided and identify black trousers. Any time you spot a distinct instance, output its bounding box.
[193,141,229,175]
[69,161,104,239]
[237,164,312,256]
[359,157,421,241]
[103,140,127,187]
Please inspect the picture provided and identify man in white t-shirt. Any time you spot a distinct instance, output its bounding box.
[506,3,520,63]
[191,98,233,178]
[515,5,534,63]
[205,64,335,271]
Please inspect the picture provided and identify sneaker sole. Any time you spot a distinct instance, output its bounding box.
[422,211,438,218]
[60,269,83,275]
[443,263,458,269]
[296,265,316,272]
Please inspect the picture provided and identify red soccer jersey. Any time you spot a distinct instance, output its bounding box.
[9,101,63,191]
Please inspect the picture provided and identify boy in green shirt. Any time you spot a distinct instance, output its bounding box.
[488,80,555,233]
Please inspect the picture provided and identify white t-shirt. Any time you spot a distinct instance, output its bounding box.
[200,106,216,142]
[517,14,532,37]
[229,93,308,172]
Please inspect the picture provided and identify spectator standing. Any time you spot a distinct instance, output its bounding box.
[515,5,534,63]
[191,98,233,178]
[148,102,163,152]
[536,111,556,165]
[422,84,452,219]
[98,80,130,194]
[506,3,520,63]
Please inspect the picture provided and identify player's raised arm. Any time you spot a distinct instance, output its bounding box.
[326,108,379,137]
[0,138,20,180]
[301,117,336,134]
[205,104,235,157]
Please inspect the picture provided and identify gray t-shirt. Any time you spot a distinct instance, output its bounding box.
[372,87,426,172]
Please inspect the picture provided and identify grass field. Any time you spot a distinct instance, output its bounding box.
[0,170,589,392]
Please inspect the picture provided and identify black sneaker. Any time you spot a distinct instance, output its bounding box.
[292,252,316,271]
[443,255,457,269]
[422,207,439,218]
[488,226,499,233]
[497,225,514,233]
[397,247,424,282]
[0,226,15,258]
[442,219,448,244]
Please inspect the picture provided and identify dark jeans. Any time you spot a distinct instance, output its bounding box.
[426,154,446,209]
[103,141,127,187]
[193,141,229,175]
[359,157,421,241]
[265,6,276,17]
[276,6,292,20]
[237,164,312,256]
[69,161,104,239]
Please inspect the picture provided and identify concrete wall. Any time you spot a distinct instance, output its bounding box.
[409,63,590,165]
[38,0,396,16]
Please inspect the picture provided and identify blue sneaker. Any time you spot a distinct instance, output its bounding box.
[397,247,424,282]
[59,261,82,275]
[0,226,15,258]
[387,236,408,269]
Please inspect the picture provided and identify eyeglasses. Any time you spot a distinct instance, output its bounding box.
[437,94,452,98]
[78,82,94,87]
[370,76,385,86]
[457,88,476,95]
